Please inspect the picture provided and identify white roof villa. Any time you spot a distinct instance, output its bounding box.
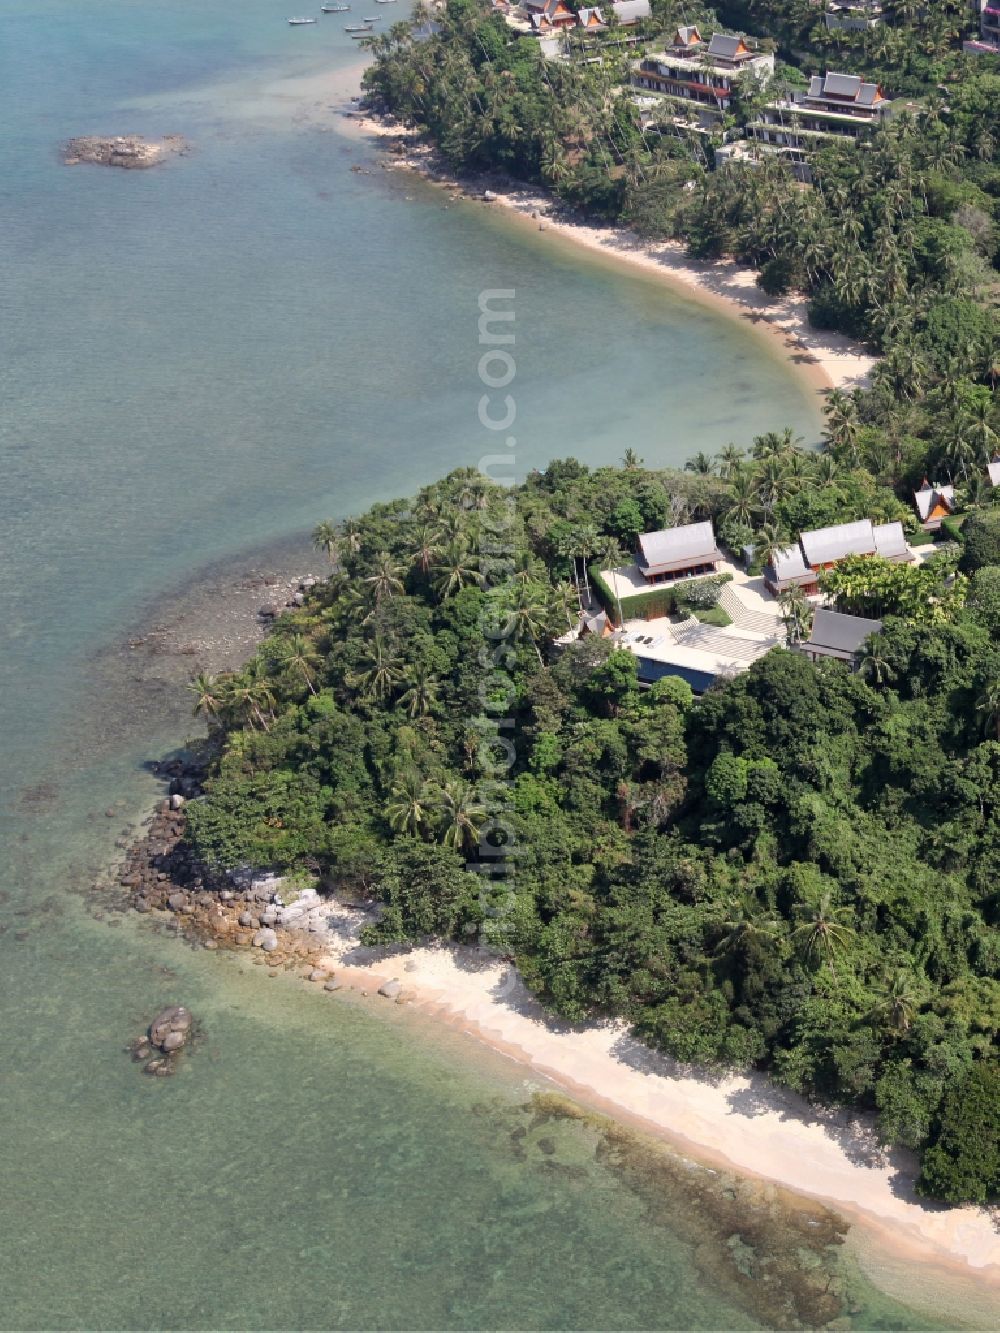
[988,459,1000,487]
[765,519,912,594]
[636,521,724,581]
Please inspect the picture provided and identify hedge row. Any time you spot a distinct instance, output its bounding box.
[589,567,731,626]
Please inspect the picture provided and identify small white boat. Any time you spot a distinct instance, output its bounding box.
[349,28,373,36]
[287,15,317,22]
[344,20,372,28]
[321,4,350,10]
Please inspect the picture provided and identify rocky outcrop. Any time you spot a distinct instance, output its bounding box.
[63,134,188,169]
[129,1004,196,1076]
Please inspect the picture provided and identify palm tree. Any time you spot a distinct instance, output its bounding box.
[188,671,226,728]
[858,634,893,687]
[791,893,856,975]
[685,450,714,475]
[574,523,598,601]
[340,519,363,557]
[716,443,745,479]
[433,541,483,600]
[273,634,320,695]
[387,771,435,838]
[435,781,486,854]
[508,584,550,665]
[349,636,403,703]
[976,679,1000,742]
[726,468,760,530]
[871,970,921,1035]
[622,448,643,470]
[778,587,813,646]
[312,520,340,565]
[364,551,406,607]
[230,660,276,732]
[410,523,444,577]
[712,903,777,958]
[399,666,440,719]
[551,580,581,629]
[753,523,786,575]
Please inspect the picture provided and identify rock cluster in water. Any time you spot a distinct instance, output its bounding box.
[63,134,188,169]
[130,1005,195,1076]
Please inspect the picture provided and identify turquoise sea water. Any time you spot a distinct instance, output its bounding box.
[0,1,982,1327]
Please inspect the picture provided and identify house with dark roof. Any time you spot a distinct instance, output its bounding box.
[636,521,723,582]
[913,479,955,532]
[749,70,892,182]
[763,519,912,595]
[799,608,882,665]
[630,29,773,135]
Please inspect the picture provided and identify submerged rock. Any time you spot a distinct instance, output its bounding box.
[63,134,187,169]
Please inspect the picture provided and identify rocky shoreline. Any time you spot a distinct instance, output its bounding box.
[63,134,188,169]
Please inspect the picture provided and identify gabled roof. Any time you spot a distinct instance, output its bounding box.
[673,23,702,45]
[807,71,885,106]
[805,608,882,657]
[872,520,911,561]
[612,0,650,22]
[578,5,605,25]
[913,480,954,522]
[987,460,1000,487]
[636,521,722,575]
[707,32,748,60]
[766,543,812,586]
[799,519,876,567]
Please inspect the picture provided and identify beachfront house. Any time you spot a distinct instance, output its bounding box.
[913,480,955,533]
[630,30,774,136]
[763,519,912,596]
[748,72,892,182]
[799,608,882,666]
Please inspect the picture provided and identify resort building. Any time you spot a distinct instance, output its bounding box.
[636,520,724,582]
[763,518,913,596]
[987,459,1000,488]
[964,0,1000,53]
[913,480,955,533]
[630,29,774,135]
[748,72,892,182]
[799,608,882,666]
[824,0,883,31]
[524,0,577,30]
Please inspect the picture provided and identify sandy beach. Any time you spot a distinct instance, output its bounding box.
[339,107,876,397]
[254,892,1000,1320]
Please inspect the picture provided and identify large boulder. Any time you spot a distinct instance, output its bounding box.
[149,1005,193,1051]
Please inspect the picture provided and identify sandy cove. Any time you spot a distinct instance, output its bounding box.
[341,108,875,397]
[259,896,998,1316]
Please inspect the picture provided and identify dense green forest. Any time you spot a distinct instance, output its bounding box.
[179,0,1000,1208]
[183,454,1000,1205]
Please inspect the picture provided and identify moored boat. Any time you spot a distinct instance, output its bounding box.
[344,20,372,28]
[287,15,318,22]
[321,4,350,10]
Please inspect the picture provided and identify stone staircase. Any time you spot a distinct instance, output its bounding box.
[673,618,781,664]
[719,584,785,637]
